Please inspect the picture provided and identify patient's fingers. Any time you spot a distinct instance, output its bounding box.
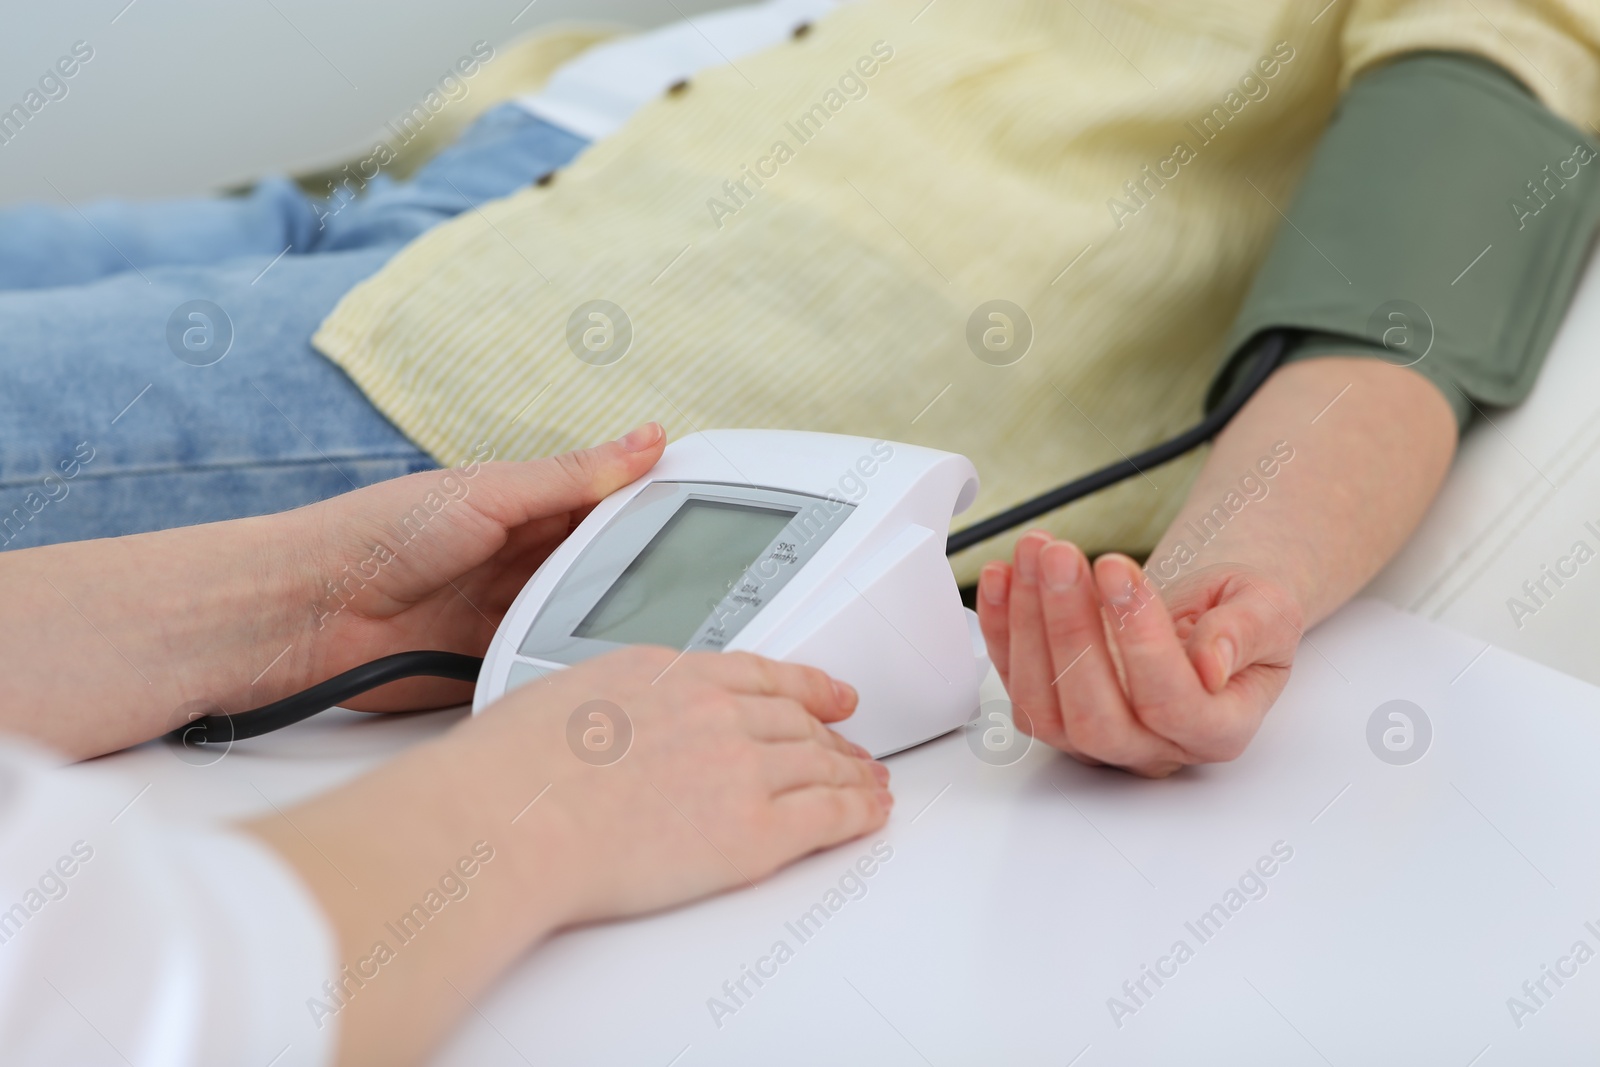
[1093,554,1250,765]
[1165,584,1298,759]
[1034,542,1181,773]
[1185,580,1300,693]
[1092,554,1199,707]
[977,562,1013,690]
[983,551,1090,762]
[1006,533,1071,743]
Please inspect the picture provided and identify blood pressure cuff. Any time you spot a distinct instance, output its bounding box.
[1208,52,1600,432]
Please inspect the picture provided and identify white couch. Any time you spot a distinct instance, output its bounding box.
[1366,238,1600,686]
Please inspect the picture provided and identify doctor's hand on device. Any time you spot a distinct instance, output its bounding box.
[10,420,678,757]
[250,643,888,1066]
[0,422,889,1067]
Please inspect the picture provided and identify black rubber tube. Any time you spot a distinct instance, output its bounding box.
[169,650,483,745]
[945,329,1292,555]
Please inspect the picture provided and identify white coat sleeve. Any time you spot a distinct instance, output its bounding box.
[0,740,339,1067]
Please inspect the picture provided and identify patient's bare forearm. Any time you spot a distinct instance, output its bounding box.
[1147,357,1457,627]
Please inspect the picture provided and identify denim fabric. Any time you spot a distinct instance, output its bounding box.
[0,105,588,550]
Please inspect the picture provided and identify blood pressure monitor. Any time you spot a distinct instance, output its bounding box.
[473,430,987,756]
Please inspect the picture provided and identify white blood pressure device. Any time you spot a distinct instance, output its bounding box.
[472,430,986,756]
[185,335,1293,751]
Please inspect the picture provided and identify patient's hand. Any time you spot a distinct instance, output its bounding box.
[976,531,1301,777]
[975,356,1459,776]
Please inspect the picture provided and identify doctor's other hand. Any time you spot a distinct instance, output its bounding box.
[246,646,890,1067]
[463,647,892,920]
[976,530,1301,777]
[286,422,668,712]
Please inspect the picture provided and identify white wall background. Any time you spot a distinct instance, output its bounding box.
[0,0,727,206]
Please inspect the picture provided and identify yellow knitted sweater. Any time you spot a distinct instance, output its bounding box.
[313,0,1598,583]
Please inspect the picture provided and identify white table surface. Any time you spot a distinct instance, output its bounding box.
[94,599,1600,1065]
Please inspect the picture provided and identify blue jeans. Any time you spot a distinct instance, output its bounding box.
[0,105,587,550]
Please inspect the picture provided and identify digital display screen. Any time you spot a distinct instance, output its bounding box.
[573,499,795,648]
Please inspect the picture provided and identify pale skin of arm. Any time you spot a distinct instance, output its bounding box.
[978,356,1459,776]
[0,424,891,1066]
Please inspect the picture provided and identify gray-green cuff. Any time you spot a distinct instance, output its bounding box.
[1208,52,1600,433]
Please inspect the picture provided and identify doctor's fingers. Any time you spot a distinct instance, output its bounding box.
[768,783,892,857]
[459,422,668,532]
[1030,542,1188,775]
[739,696,869,758]
[686,651,858,723]
[760,740,889,795]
